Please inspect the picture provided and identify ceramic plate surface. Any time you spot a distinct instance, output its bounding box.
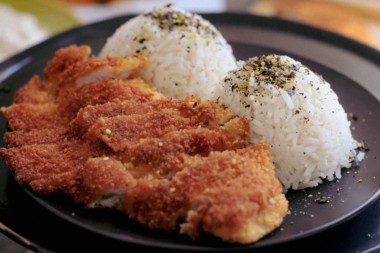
[0,14,379,251]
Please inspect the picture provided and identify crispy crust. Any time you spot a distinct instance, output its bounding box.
[4,127,68,147]
[0,45,287,244]
[1,103,66,131]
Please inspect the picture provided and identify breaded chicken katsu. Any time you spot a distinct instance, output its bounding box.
[0,45,288,244]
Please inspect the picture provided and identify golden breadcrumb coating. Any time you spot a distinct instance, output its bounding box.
[0,45,288,245]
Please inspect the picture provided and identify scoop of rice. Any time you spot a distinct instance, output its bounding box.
[100,4,236,99]
[214,54,361,190]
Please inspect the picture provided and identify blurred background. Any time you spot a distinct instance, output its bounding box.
[0,0,379,251]
[0,0,379,63]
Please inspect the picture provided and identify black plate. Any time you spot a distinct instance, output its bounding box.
[1,14,380,251]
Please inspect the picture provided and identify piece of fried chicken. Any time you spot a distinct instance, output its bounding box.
[0,45,288,245]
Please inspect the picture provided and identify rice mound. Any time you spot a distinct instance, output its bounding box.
[100,4,236,99]
[214,54,362,190]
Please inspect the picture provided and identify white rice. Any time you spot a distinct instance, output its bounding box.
[214,55,361,190]
[100,4,236,99]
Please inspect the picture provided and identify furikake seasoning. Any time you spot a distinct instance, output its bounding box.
[224,55,299,98]
[143,4,218,38]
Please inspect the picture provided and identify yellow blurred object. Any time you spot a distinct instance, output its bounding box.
[57,0,119,4]
[0,0,81,35]
[250,0,380,49]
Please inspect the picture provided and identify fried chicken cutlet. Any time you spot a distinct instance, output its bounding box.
[0,45,288,244]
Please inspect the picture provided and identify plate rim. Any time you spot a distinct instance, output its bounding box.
[24,182,380,250]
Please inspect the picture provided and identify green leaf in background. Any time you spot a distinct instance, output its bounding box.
[0,0,81,35]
